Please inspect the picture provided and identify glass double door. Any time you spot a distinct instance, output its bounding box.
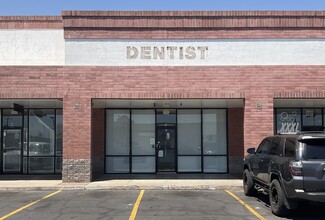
[2,129,22,173]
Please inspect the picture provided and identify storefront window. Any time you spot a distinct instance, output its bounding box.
[276,109,301,133]
[131,110,155,155]
[3,109,22,128]
[106,110,130,155]
[203,109,227,155]
[29,109,55,156]
[105,108,228,174]
[302,109,322,130]
[203,156,227,173]
[0,108,62,174]
[131,110,155,173]
[177,109,201,155]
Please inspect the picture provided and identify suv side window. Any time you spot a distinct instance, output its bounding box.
[256,138,270,155]
[285,139,296,157]
[268,137,280,155]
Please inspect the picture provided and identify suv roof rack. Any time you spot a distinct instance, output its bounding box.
[296,131,325,135]
[277,132,298,135]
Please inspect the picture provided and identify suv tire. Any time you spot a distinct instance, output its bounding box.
[243,169,256,196]
[269,179,290,216]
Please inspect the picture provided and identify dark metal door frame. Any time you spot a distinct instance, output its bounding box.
[1,109,24,174]
[155,109,177,173]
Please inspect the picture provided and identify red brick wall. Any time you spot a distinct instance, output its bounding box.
[0,16,62,29]
[1,65,325,160]
[61,11,325,39]
[228,108,244,157]
[63,96,92,159]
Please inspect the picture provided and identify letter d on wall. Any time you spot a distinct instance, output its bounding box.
[127,46,138,59]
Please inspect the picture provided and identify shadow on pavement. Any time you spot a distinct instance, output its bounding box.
[255,193,325,220]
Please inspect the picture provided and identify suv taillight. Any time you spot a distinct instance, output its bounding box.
[289,160,303,176]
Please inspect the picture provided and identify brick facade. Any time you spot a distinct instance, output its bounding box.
[1,11,325,181]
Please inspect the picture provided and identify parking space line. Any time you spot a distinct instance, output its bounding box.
[225,190,266,220]
[129,189,145,220]
[0,190,61,220]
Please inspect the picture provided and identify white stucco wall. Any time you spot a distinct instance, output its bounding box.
[0,30,64,65]
[65,39,325,66]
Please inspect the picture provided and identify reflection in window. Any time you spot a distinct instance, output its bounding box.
[203,109,227,155]
[2,109,22,127]
[29,109,55,156]
[302,109,322,128]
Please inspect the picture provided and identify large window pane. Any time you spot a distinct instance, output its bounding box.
[106,157,129,173]
[29,157,54,174]
[132,156,155,173]
[302,109,322,128]
[177,110,201,155]
[132,110,155,155]
[3,109,22,127]
[178,156,201,172]
[276,109,301,133]
[29,109,55,156]
[203,156,227,173]
[56,110,63,156]
[106,110,130,155]
[203,109,227,155]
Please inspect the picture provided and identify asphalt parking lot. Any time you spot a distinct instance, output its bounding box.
[0,189,324,220]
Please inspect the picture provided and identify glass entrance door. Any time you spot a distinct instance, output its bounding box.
[156,127,176,171]
[156,109,176,172]
[2,129,22,173]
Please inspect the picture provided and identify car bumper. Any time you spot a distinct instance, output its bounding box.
[295,190,325,202]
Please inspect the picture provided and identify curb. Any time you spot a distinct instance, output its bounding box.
[0,185,243,191]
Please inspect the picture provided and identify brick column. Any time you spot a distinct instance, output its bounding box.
[62,96,92,182]
[244,96,274,153]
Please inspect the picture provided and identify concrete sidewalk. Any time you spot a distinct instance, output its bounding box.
[0,174,243,191]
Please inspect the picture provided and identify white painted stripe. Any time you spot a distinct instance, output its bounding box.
[65,39,325,66]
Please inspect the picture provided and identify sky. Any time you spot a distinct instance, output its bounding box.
[1,0,325,15]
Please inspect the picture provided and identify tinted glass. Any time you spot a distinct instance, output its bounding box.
[302,109,322,127]
[285,139,296,157]
[268,137,281,155]
[303,139,325,160]
[3,109,22,127]
[256,139,270,154]
[156,109,176,125]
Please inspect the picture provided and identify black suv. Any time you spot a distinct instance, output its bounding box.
[243,133,325,216]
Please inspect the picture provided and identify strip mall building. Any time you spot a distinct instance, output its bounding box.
[1,11,325,182]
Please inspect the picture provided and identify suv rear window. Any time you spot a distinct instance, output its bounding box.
[302,139,325,160]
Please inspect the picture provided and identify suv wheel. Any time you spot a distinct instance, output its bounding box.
[269,179,290,216]
[243,169,256,196]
